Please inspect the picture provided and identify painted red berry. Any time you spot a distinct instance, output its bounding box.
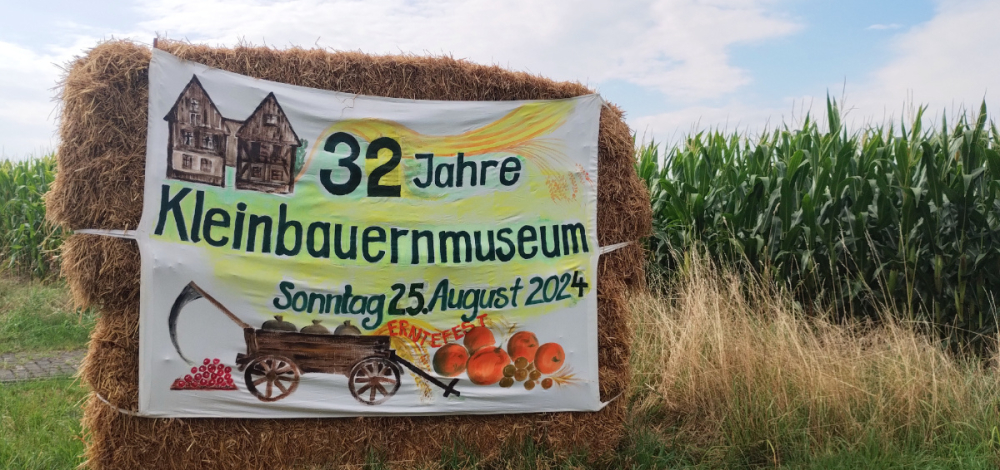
[213,358,220,365]
[203,358,210,365]
[225,366,232,374]
[184,374,193,382]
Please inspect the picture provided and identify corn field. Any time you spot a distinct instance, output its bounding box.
[0,155,63,278]
[638,99,1000,349]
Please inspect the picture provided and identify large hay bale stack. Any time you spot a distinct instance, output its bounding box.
[48,39,651,469]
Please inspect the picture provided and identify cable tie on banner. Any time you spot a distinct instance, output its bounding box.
[598,391,624,410]
[74,229,138,239]
[598,94,612,111]
[599,240,633,255]
[94,391,143,416]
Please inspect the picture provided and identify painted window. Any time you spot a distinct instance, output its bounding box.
[182,154,193,169]
[200,158,212,172]
[190,112,200,126]
[203,135,214,150]
[251,165,262,178]
[189,99,200,112]
[264,113,278,126]
[182,131,193,146]
[270,169,283,181]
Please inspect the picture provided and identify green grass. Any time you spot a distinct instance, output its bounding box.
[0,277,94,354]
[0,377,87,469]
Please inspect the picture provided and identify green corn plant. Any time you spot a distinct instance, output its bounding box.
[0,154,64,278]
[638,98,1000,351]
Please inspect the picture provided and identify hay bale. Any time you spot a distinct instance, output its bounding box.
[48,39,651,469]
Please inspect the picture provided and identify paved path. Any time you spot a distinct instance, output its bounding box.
[0,350,86,383]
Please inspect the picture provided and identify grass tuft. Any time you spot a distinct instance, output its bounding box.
[0,377,87,469]
[0,277,95,354]
[626,252,1000,468]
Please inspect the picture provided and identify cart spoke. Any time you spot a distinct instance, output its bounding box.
[354,377,371,384]
[275,380,288,394]
[369,385,377,402]
[253,376,268,386]
[275,364,292,374]
[357,384,371,396]
[373,382,388,397]
[259,360,272,373]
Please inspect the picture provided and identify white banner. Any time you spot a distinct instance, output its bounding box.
[136,50,601,417]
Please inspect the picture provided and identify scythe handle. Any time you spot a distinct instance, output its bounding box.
[187,282,252,329]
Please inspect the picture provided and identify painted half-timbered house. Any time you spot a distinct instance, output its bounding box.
[163,76,228,187]
[235,93,301,194]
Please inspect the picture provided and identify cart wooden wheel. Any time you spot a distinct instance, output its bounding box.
[348,357,401,405]
[245,355,300,402]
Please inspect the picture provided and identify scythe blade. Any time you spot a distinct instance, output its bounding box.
[168,282,203,365]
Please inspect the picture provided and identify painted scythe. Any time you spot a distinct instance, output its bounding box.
[168,281,250,365]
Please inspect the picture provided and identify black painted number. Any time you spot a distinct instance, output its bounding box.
[526,270,588,306]
[571,270,589,297]
[318,134,402,197]
[388,283,407,315]
[366,137,402,197]
[404,282,425,315]
[388,282,427,315]
[319,132,362,195]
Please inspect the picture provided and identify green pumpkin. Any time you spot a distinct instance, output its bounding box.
[300,319,330,334]
[261,315,297,332]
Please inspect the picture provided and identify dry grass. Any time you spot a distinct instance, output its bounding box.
[626,254,1000,467]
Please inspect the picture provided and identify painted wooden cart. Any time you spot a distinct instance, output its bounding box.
[168,282,461,405]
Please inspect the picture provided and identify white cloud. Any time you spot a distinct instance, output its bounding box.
[136,0,799,102]
[866,23,902,30]
[846,0,1000,125]
[0,42,64,158]
[633,0,1000,144]
[1,0,802,156]
[630,96,817,145]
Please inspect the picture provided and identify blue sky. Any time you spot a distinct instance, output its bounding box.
[1,0,997,158]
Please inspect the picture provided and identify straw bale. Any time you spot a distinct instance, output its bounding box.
[59,234,140,312]
[49,39,651,469]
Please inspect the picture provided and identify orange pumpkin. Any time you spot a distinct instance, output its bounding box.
[463,326,495,353]
[534,343,565,374]
[466,347,511,385]
[432,343,469,377]
[507,331,539,362]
